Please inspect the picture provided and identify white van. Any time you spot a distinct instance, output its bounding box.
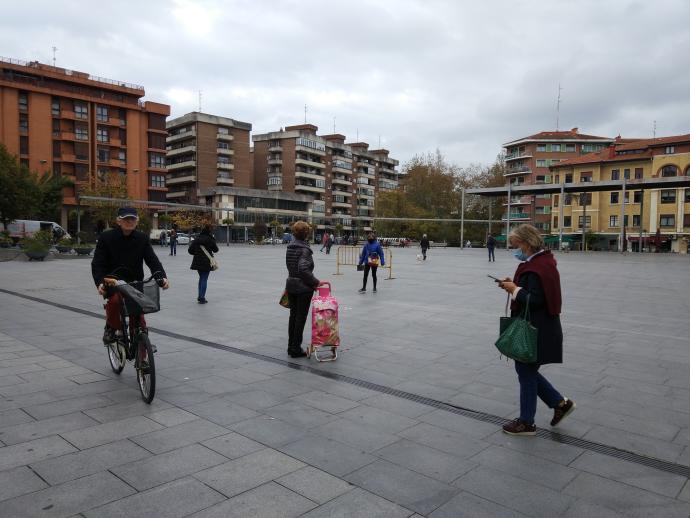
[0,220,70,243]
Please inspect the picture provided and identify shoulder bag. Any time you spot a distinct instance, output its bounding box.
[200,245,219,271]
[495,293,537,363]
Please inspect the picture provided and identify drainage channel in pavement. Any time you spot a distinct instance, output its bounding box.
[2,287,689,479]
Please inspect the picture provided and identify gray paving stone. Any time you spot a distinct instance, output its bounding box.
[398,422,490,459]
[111,443,228,491]
[486,430,585,465]
[276,465,354,504]
[296,391,361,413]
[299,487,412,518]
[82,398,172,423]
[313,418,400,452]
[0,471,135,518]
[0,465,48,502]
[22,395,113,420]
[0,435,77,471]
[30,439,152,485]
[67,372,111,384]
[229,415,308,447]
[279,434,376,477]
[60,415,164,450]
[679,480,690,503]
[563,472,690,518]
[264,400,339,428]
[359,393,435,419]
[221,388,288,410]
[185,375,247,395]
[183,397,260,426]
[346,459,458,515]
[454,466,573,517]
[418,409,499,439]
[129,418,229,454]
[146,407,199,427]
[375,439,478,483]
[562,499,628,518]
[581,425,684,463]
[188,481,316,518]
[200,431,265,459]
[193,448,305,497]
[0,411,98,445]
[247,377,312,398]
[338,405,419,433]
[0,407,34,427]
[83,477,226,518]
[429,491,528,518]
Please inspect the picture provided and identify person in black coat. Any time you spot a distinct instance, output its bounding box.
[285,221,322,358]
[188,224,218,304]
[497,224,575,436]
[487,233,496,262]
[420,234,430,260]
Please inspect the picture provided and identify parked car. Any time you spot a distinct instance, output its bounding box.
[0,220,70,244]
[176,232,191,245]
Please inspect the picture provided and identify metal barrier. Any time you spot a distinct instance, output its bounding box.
[334,246,394,279]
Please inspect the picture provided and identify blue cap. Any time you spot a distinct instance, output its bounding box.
[117,207,138,219]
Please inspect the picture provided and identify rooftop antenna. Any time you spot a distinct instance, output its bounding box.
[51,46,58,67]
[378,135,381,148]
[333,116,336,133]
[304,104,307,123]
[653,120,657,138]
[556,82,562,131]
[198,90,202,112]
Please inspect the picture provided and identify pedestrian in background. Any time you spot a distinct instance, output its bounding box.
[285,221,322,358]
[160,229,167,247]
[497,224,575,436]
[487,233,496,262]
[319,232,328,252]
[358,232,385,293]
[326,233,334,254]
[420,234,430,261]
[169,228,178,256]
[188,224,218,304]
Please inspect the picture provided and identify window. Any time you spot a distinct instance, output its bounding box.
[611,169,620,180]
[217,126,229,135]
[554,194,559,206]
[623,215,629,227]
[74,103,88,119]
[217,156,231,165]
[660,190,676,203]
[553,217,558,229]
[633,215,641,227]
[665,146,675,154]
[75,124,88,140]
[582,143,603,153]
[661,165,678,177]
[555,175,560,183]
[148,113,166,131]
[609,215,618,227]
[536,175,551,184]
[536,144,546,152]
[565,144,575,152]
[684,214,690,227]
[580,173,592,182]
[686,189,690,202]
[551,144,561,152]
[19,113,28,132]
[119,128,127,146]
[96,105,108,122]
[315,179,325,188]
[118,150,126,163]
[634,168,643,179]
[150,174,165,188]
[20,136,29,155]
[52,119,61,136]
[624,169,630,179]
[18,92,28,111]
[75,143,89,161]
[148,132,165,149]
[536,159,547,167]
[149,153,165,168]
[217,141,230,149]
[563,216,572,227]
[53,140,61,158]
[96,127,109,142]
[565,174,573,183]
[564,194,572,206]
[633,191,642,203]
[118,108,127,126]
[578,216,591,229]
[660,214,675,227]
[51,97,60,116]
[610,192,619,204]
[267,176,282,186]
[97,147,109,163]
[624,191,630,203]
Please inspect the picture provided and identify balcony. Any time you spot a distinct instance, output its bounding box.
[57,131,76,141]
[166,191,187,199]
[166,174,196,185]
[332,163,352,173]
[217,162,234,170]
[268,144,282,152]
[268,183,283,191]
[295,144,326,156]
[166,130,196,144]
[168,160,196,171]
[216,174,234,186]
[58,153,76,162]
[267,157,283,165]
[295,183,325,194]
[357,169,375,178]
[217,132,234,142]
[167,145,196,158]
[332,189,352,197]
[505,152,533,162]
[331,201,352,209]
[296,157,325,169]
[217,147,234,156]
[295,170,325,182]
[502,213,531,221]
[332,177,351,187]
[505,166,532,177]
[503,197,530,206]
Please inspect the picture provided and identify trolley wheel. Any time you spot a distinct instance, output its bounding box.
[107,342,125,374]
[306,344,312,358]
[136,333,156,404]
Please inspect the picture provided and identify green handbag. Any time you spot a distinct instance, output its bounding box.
[495,293,538,363]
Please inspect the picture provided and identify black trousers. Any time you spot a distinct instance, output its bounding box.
[287,291,313,353]
[363,265,378,289]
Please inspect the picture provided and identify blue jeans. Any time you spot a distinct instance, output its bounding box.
[197,270,210,300]
[488,247,495,261]
[514,361,563,424]
[170,241,177,255]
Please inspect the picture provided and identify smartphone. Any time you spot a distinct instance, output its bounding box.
[487,274,502,283]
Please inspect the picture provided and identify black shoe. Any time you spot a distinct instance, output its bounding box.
[358,288,366,293]
[288,349,307,358]
[373,288,377,292]
[103,326,118,346]
[198,298,208,304]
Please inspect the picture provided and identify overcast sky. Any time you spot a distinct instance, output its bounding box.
[2,0,689,167]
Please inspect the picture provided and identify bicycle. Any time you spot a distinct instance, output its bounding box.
[104,271,163,403]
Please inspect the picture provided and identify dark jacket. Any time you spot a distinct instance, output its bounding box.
[285,240,319,294]
[420,238,430,250]
[487,236,496,249]
[91,227,166,286]
[188,232,219,271]
[511,270,563,365]
[358,240,385,266]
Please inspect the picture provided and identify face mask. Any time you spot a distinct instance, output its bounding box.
[368,238,375,243]
[512,248,529,261]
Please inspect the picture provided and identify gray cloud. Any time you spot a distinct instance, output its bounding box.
[2,0,689,167]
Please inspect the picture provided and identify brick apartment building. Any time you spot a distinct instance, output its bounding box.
[165,112,252,204]
[502,128,614,233]
[252,124,400,234]
[0,56,170,227]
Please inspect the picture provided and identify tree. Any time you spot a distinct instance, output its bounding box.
[34,171,72,222]
[0,144,39,227]
[253,220,268,241]
[170,210,211,231]
[79,172,129,229]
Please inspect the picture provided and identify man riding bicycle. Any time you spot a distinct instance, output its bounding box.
[91,207,169,346]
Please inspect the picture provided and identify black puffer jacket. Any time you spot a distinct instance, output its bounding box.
[188,232,219,272]
[285,240,319,294]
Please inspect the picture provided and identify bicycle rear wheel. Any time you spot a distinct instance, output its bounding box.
[135,333,156,403]
[107,342,125,374]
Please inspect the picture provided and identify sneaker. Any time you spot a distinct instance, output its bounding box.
[502,419,536,436]
[358,288,366,293]
[288,349,307,358]
[198,298,208,304]
[550,398,576,426]
[103,326,117,345]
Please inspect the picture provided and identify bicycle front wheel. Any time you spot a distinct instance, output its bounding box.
[135,333,156,404]
[107,342,125,374]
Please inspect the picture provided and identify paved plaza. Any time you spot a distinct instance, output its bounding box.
[0,244,689,517]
